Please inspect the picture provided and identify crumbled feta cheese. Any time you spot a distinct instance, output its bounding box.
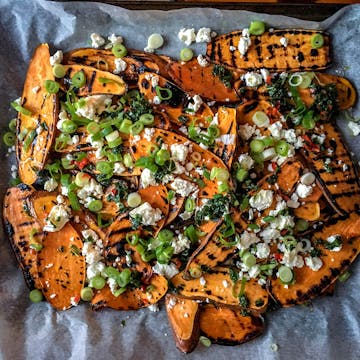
[281,249,304,269]
[148,304,159,312]
[216,134,235,145]
[108,33,123,46]
[32,85,40,94]
[90,33,105,48]
[259,227,280,243]
[229,45,236,52]
[113,162,125,175]
[260,68,270,82]
[77,178,103,207]
[172,161,186,175]
[311,133,326,144]
[43,204,71,232]
[129,202,162,226]
[144,127,155,142]
[152,262,179,279]
[197,54,209,67]
[256,243,270,259]
[153,95,161,105]
[305,256,323,271]
[172,234,191,254]
[238,153,254,170]
[287,192,300,208]
[248,265,261,279]
[49,50,63,66]
[238,28,251,57]
[348,121,360,136]
[44,178,58,192]
[76,95,111,121]
[113,58,127,74]
[170,143,190,164]
[239,124,256,140]
[222,280,229,288]
[296,183,313,198]
[270,215,295,231]
[178,28,196,46]
[268,121,283,139]
[280,37,288,47]
[187,95,203,113]
[250,190,274,211]
[196,27,212,43]
[140,168,158,188]
[327,235,342,252]
[199,277,206,286]
[144,46,155,53]
[237,231,260,250]
[244,72,263,87]
[170,178,198,197]
[81,229,99,242]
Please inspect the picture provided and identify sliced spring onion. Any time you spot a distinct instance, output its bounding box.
[185,198,195,212]
[147,33,164,49]
[189,266,202,279]
[106,151,122,162]
[295,219,309,232]
[8,118,17,132]
[127,192,142,208]
[275,140,289,157]
[119,119,133,134]
[262,136,274,147]
[210,167,230,182]
[96,161,113,175]
[2,132,16,146]
[126,233,140,246]
[139,113,154,125]
[288,73,303,87]
[242,252,256,267]
[44,80,60,94]
[105,130,120,143]
[89,275,106,289]
[155,149,170,166]
[179,48,193,62]
[130,121,144,135]
[278,265,294,284]
[155,245,174,264]
[61,157,74,170]
[250,139,265,153]
[235,167,248,182]
[61,119,77,134]
[249,20,266,35]
[301,111,316,129]
[108,138,123,148]
[29,289,43,303]
[75,172,90,187]
[71,70,86,88]
[218,182,229,193]
[80,287,94,301]
[52,64,66,78]
[117,269,131,287]
[155,86,172,101]
[263,216,275,223]
[311,33,324,49]
[207,125,220,138]
[23,130,37,152]
[199,336,212,347]
[86,122,101,134]
[298,72,314,89]
[11,100,32,116]
[338,271,351,283]
[251,152,264,164]
[88,199,103,212]
[30,242,43,251]
[123,153,134,167]
[252,111,270,127]
[112,44,127,58]
[157,229,174,244]
[113,287,127,297]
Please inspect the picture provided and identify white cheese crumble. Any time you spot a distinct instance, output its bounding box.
[239,124,256,140]
[305,256,323,271]
[238,153,255,170]
[199,277,206,286]
[44,178,58,192]
[280,37,289,47]
[113,58,127,74]
[178,28,196,46]
[152,262,179,279]
[216,134,235,145]
[108,33,123,46]
[49,50,63,66]
[172,234,191,254]
[90,33,106,48]
[238,28,251,57]
[256,243,270,259]
[170,178,198,197]
[113,162,125,175]
[259,228,281,243]
[75,95,111,121]
[260,68,270,82]
[348,121,360,136]
[268,121,283,139]
[197,54,209,67]
[249,189,274,211]
[140,168,158,188]
[187,95,203,113]
[327,235,342,252]
[296,183,313,199]
[81,229,99,242]
[32,85,40,94]
[196,27,212,43]
[244,72,263,87]
[43,204,71,232]
[170,143,190,164]
[144,127,155,142]
[237,231,260,250]
[129,202,162,226]
[148,304,159,312]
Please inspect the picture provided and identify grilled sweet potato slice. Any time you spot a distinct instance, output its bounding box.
[165,294,201,353]
[294,202,321,221]
[91,273,168,310]
[37,222,85,310]
[302,123,360,215]
[172,267,268,312]
[270,213,360,307]
[199,304,265,345]
[17,43,58,185]
[28,191,58,227]
[207,29,330,72]
[167,58,240,102]
[61,64,126,96]
[3,185,43,289]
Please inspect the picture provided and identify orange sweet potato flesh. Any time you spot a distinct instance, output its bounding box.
[28,192,58,227]
[91,273,168,310]
[130,128,229,198]
[165,294,201,353]
[17,43,58,185]
[302,123,360,215]
[207,30,330,72]
[167,58,240,102]
[3,185,43,289]
[294,202,321,221]
[37,222,85,310]
[61,64,127,96]
[172,267,268,313]
[276,160,303,194]
[199,304,265,345]
[270,213,360,307]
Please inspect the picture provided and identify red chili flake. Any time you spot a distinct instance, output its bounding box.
[271,162,277,171]
[280,229,289,236]
[302,135,320,153]
[140,284,147,292]
[265,76,272,84]
[75,158,89,170]
[274,253,283,261]
[73,295,80,303]
[111,188,117,195]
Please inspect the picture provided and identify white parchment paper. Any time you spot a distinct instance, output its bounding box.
[0,1,360,359]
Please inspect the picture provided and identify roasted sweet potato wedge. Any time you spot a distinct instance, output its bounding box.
[61,64,127,96]
[37,222,85,310]
[91,273,168,310]
[3,185,43,289]
[28,191,58,227]
[207,29,330,72]
[199,304,265,345]
[16,43,58,185]
[165,294,201,353]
